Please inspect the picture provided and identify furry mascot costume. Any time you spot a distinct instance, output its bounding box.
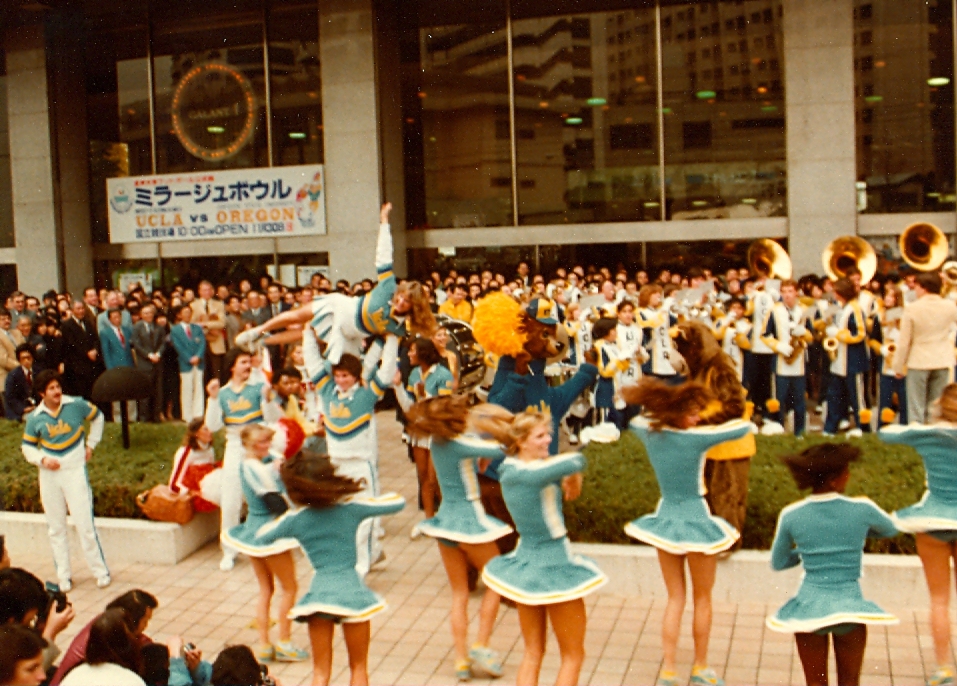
[471,294,598,556]
[671,320,756,551]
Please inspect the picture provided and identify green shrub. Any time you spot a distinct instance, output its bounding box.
[566,432,927,553]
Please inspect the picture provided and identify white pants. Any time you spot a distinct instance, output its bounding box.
[111,400,137,422]
[331,457,380,576]
[310,294,365,364]
[220,437,244,558]
[39,465,109,583]
[179,368,204,422]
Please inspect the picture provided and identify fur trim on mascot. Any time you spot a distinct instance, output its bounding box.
[473,293,598,455]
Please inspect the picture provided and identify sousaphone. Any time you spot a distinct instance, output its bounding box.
[900,222,949,272]
[747,239,792,280]
[822,236,877,284]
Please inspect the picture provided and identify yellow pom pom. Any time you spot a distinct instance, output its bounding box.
[766,399,781,414]
[880,407,897,425]
[859,408,872,425]
[472,293,527,357]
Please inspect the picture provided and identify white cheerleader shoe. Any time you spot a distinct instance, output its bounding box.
[235,326,267,352]
[759,421,786,436]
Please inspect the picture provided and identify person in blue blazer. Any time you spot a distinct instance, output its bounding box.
[5,344,37,420]
[170,304,206,421]
[99,308,134,370]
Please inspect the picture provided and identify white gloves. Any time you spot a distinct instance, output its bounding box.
[776,342,794,358]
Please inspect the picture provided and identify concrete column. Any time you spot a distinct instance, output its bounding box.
[5,23,61,294]
[320,0,387,283]
[784,0,857,277]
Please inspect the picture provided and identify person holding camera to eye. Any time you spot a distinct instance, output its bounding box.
[0,568,75,674]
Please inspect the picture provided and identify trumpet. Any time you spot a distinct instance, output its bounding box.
[823,336,839,362]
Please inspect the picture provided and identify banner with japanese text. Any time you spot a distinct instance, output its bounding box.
[106,164,325,243]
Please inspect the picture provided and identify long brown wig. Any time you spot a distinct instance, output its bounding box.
[280,450,364,509]
[620,378,714,431]
[405,394,470,440]
[397,280,437,337]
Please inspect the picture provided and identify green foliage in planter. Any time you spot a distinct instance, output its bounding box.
[566,432,927,553]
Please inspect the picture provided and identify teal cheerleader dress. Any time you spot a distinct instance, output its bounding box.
[254,493,405,622]
[221,458,299,557]
[418,436,513,544]
[767,493,898,633]
[482,452,606,605]
[880,423,957,534]
[625,418,751,554]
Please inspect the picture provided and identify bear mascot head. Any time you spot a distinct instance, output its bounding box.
[670,320,747,425]
[472,293,574,374]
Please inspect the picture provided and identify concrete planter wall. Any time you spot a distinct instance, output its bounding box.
[0,511,219,565]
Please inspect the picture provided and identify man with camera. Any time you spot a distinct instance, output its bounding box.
[0,567,75,672]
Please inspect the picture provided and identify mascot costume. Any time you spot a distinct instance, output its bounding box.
[671,320,755,551]
[470,294,598,555]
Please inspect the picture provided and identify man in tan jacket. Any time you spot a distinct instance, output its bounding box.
[893,271,957,422]
[0,309,20,412]
[191,281,226,384]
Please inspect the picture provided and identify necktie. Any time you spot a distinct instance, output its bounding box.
[26,369,31,387]
[118,328,125,346]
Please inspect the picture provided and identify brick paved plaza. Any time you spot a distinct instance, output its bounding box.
[14,414,952,685]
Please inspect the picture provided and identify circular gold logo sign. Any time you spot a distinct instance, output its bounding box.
[170,63,257,162]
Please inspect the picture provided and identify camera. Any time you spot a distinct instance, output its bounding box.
[182,642,196,655]
[37,581,68,625]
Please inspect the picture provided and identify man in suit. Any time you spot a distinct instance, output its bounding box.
[191,280,226,384]
[132,303,165,423]
[242,291,270,328]
[894,271,957,423]
[264,283,289,372]
[61,301,102,401]
[170,304,206,421]
[96,292,132,334]
[5,344,37,420]
[100,307,136,421]
[0,311,20,407]
[82,287,100,331]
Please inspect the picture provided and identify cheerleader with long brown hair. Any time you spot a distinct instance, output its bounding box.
[622,379,751,686]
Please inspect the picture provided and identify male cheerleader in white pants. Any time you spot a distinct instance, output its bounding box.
[21,370,110,591]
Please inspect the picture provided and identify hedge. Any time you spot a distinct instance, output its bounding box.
[0,418,929,551]
[567,432,927,553]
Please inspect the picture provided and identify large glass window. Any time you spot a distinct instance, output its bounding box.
[512,8,660,224]
[0,49,14,248]
[855,0,955,213]
[662,1,786,219]
[402,2,512,229]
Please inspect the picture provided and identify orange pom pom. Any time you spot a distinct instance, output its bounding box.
[880,407,897,425]
[472,292,527,357]
[766,399,781,414]
[859,408,872,426]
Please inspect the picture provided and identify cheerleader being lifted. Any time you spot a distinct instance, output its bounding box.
[236,203,435,362]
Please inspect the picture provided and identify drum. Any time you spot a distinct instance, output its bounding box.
[436,315,486,394]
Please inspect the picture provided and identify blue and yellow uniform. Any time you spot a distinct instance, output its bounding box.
[22,396,109,586]
[767,493,898,633]
[880,424,957,535]
[418,436,513,544]
[482,452,606,605]
[594,339,629,420]
[255,493,406,622]
[395,363,455,409]
[823,299,870,434]
[626,418,751,554]
[222,457,299,557]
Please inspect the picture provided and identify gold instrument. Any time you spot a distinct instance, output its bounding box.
[747,239,792,280]
[943,260,957,285]
[823,335,839,362]
[822,236,878,284]
[783,320,809,365]
[900,222,949,272]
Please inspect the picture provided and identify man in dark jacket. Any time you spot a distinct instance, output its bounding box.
[61,301,102,400]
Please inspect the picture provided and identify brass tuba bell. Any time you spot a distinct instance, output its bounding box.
[747,239,792,280]
[900,222,949,272]
[822,236,877,284]
[942,260,957,285]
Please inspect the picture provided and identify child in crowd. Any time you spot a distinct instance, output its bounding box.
[168,419,218,513]
[221,425,306,663]
[623,379,751,686]
[256,451,405,686]
[769,443,898,686]
[880,385,957,686]
[404,396,509,680]
[479,407,605,686]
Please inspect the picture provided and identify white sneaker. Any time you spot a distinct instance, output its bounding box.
[235,327,265,352]
[58,579,72,592]
[568,433,580,445]
[409,523,422,540]
[96,576,112,589]
[847,428,863,438]
[219,554,236,571]
[370,551,388,571]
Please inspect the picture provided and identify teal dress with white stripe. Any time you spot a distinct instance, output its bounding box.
[879,423,957,533]
[418,436,513,544]
[482,452,606,605]
[254,493,405,622]
[767,493,898,633]
[221,458,298,557]
[625,418,751,554]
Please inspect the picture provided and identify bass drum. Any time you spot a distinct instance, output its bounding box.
[436,314,486,394]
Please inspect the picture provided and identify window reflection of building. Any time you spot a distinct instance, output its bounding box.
[855,0,955,213]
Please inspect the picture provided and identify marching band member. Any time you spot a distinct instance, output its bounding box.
[713,298,749,382]
[762,280,813,436]
[637,285,678,383]
[205,348,283,571]
[616,300,647,387]
[592,318,630,427]
[868,287,907,426]
[823,279,871,436]
[745,284,777,422]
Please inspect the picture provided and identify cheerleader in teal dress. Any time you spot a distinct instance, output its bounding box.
[219,425,307,663]
[478,407,606,686]
[880,383,957,686]
[255,450,405,686]
[770,442,898,686]
[623,379,750,686]
[404,395,512,680]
